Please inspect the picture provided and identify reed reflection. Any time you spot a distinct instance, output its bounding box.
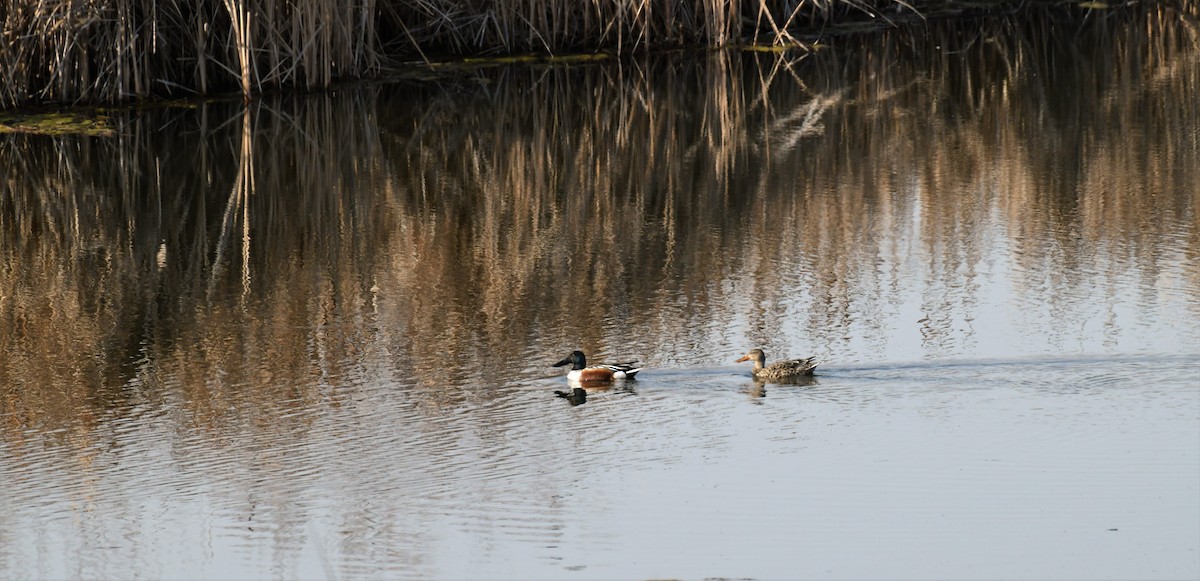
[1,11,1195,442]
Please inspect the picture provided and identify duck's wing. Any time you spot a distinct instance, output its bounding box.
[595,362,643,377]
[771,356,819,375]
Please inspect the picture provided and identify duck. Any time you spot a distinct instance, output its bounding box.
[735,348,819,380]
[553,350,642,383]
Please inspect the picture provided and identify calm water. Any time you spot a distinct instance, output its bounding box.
[2,16,1199,581]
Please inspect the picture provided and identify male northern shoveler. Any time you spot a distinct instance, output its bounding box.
[553,350,642,383]
[735,348,819,380]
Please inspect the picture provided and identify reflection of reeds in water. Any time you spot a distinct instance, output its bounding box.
[981,14,1200,348]
[2,11,1198,440]
[0,92,395,440]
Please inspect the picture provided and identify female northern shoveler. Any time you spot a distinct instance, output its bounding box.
[553,350,642,383]
[735,348,819,380]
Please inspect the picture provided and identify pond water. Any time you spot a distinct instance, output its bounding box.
[2,16,1199,581]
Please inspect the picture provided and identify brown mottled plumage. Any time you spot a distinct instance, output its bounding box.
[735,348,819,380]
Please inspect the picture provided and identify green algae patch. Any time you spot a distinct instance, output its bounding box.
[0,111,114,137]
[450,52,611,67]
[459,55,542,65]
[740,42,821,53]
[545,53,612,63]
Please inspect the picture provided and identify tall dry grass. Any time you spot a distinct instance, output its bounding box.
[1,0,382,106]
[7,0,1184,108]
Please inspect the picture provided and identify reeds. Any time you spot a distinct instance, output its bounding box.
[8,0,1178,108]
[1,0,383,107]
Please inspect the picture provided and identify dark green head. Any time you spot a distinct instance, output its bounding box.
[553,350,587,370]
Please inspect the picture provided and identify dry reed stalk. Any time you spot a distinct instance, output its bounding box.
[222,0,252,100]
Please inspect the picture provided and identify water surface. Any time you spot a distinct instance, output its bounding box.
[2,16,1198,580]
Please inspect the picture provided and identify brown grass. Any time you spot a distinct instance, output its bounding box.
[6,0,1187,108]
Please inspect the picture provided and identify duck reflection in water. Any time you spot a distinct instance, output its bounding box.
[742,373,819,399]
[554,387,588,406]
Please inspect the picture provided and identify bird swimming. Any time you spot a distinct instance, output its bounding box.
[735,348,819,381]
[553,350,642,384]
